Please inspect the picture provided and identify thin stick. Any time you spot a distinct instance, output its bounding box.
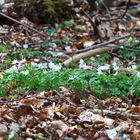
[121,0,131,18]
[91,109,140,121]
[0,12,47,38]
[76,34,130,53]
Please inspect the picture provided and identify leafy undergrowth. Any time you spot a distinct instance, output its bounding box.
[0,67,140,98]
[0,39,140,99]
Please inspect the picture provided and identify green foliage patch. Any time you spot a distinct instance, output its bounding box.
[0,67,139,98]
[0,43,41,70]
[118,38,140,61]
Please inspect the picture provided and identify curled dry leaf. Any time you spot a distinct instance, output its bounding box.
[51,120,69,132]
[79,111,102,123]
[37,104,62,120]
[79,111,114,127]
[60,86,71,96]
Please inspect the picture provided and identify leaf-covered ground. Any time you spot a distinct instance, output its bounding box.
[0,89,139,139]
[0,0,140,139]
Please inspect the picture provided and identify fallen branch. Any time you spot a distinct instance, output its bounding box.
[0,12,47,38]
[76,34,130,53]
[91,109,140,121]
[63,46,115,67]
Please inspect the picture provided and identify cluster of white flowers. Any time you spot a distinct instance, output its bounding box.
[97,64,110,75]
[97,61,120,75]
[127,64,140,78]
[31,61,62,71]
[79,59,121,74]
[31,62,48,69]
[5,59,26,73]
[4,58,63,75]
[48,62,62,71]
[127,65,137,72]
[12,59,26,65]
[5,65,20,73]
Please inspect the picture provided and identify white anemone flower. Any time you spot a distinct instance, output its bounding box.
[97,64,110,71]
[20,70,29,75]
[38,63,48,69]
[97,70,103,75]
[31,62,38,67]
[136,72,140,78]
[0,0,4,5]
[112,61,119,71]
[19,58,26,64]
[5,65,19,73]
[131,65,137,70]
[48,62,62,71]
[97,64,110,74]
[79,59,87,69]
[12,60,19,65]
[23,43,29,49]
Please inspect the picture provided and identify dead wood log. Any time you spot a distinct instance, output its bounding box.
[63,46,115,67]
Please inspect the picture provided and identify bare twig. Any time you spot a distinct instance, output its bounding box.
[0,12,47,38]
[76,34,131,53]
[101,0,131,22]
[0,95,53,104]
[121,0,131,18]
[82,11,102,41]
[90,109,140,121]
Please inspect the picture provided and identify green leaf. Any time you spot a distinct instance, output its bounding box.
[45,28,55,35]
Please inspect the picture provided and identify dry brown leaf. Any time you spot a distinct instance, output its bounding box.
[20,97,44,108]
[15,105,33,118]
[60,86,71,96]
[131,106,140,113]
[51,120,69,132]
[79,111,114,127]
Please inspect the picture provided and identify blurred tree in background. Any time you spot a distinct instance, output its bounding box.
[14,0,75,24]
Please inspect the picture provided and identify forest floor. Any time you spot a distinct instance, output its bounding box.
[0,1,140,140]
